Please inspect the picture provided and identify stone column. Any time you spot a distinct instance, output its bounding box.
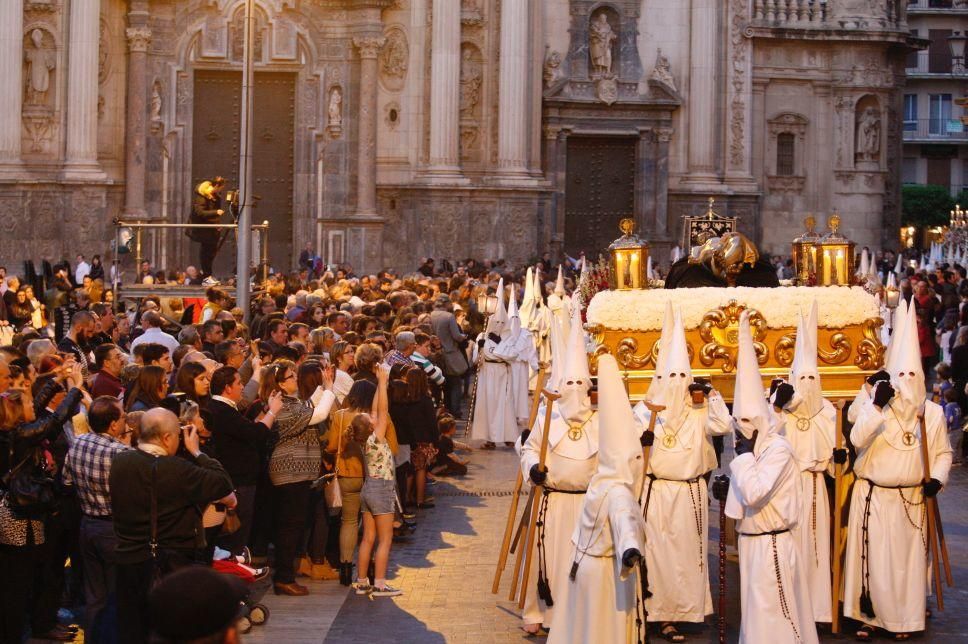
[655,127,673,239]
[63,0,103,178]
[425,0,464,181]
[353,36,384,217]
[496,0,529,178]
[0,0,23,170]
[685,0,718,184]
[123,24,151,217]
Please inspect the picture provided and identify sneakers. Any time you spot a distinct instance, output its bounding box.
[371,584,403,597]
[352,580,372,595]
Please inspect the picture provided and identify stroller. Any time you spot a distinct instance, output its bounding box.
[211,548,272,634]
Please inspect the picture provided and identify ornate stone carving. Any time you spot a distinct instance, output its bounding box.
[126,26,151,53]
[23,114,54,152]
[589,12,617,78]
[649,48,676,92]
[596,77,618,105]
[459,45,482,117]
[231,5,265,62]
[728,0,751,170]
[327,86,342,138]
[98,19,110,85]
[544,50,562,87]
[461,0,484,25]
[766,175,806,194]
[150,80,162,127]
[353,36,385,60]
[379,28,408,91]
[384,102,401,131]
[24,28,55,107]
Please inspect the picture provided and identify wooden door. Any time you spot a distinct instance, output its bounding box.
[564,137,636,259]
[191,70,295,273]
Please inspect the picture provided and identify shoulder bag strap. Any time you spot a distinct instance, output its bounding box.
[334,413,342,478]
[149,458,159,560]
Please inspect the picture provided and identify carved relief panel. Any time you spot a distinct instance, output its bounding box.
[22,24,58,157]
[379,27,408,92]
[459,42,483,163]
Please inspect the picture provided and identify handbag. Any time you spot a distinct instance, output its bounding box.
[0,492,44,547]
[320,416,343,515]
[2,442,56,518]
[220,508,241,536]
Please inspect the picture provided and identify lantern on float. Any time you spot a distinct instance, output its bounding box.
[609,218,649,290]
[814,213,856,286]
[791,214,821,285]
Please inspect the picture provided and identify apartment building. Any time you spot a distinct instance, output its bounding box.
[903,0,968,196]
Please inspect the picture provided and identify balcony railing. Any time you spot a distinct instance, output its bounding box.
[903,118,968,140]
[907,0,968,11]
[751,0,903,27]
[905,50,962,74]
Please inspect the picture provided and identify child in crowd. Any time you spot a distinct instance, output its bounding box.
[933,362,953,404]
[349,364,402,597]
[943,387,965,463]
[432,414,470,476]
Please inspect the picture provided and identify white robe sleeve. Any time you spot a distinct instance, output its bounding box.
[704,393,732,436]
[847,386,870,424]
[607,487,646,578]
[729,444,793,511]
[520,412,545,478]
[926,404,954,486]
[849,400,888,451]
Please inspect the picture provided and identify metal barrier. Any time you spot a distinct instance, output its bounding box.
[111,219,270,307]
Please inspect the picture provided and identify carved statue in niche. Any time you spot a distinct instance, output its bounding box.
[24,29,54,107]
[589,13,616,78]
[459,47,482,116]
[855,107,880,162]
[150,81,162,121]
[328,87,342,127]
[650,48,676,92]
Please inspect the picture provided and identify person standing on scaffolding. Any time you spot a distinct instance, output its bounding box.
[189,176,226,279]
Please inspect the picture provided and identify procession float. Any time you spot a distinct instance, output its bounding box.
[582,202,887,401]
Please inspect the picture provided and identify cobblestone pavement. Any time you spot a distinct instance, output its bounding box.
[250,440,968,644]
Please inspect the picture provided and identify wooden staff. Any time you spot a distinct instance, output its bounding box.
[492,366,548,594]
[918,414,950,608]
[831,399,846,635]
[717,478,728,644]
[508,486,534,601]
[517,388,562,610]
[637,401,665,502]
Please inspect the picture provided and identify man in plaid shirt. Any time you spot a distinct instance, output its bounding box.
[384,331,418,369]
[63,396,132,640]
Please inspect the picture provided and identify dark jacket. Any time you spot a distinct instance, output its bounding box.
[109,449,233,564]
[0,383,81,481]
[206,399,272,487]
[389,396,438,445]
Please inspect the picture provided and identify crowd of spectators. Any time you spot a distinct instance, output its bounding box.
[0,253,566,643]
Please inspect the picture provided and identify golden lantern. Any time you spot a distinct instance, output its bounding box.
[791,214,821,285]
[814,213,856,286]
[609,218,649,290]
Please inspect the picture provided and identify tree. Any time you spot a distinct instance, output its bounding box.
[901,185,954,228]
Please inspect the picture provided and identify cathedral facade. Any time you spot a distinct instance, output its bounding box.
[0,0,911,274]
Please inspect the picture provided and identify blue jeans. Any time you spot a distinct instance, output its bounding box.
[80,516,119,643]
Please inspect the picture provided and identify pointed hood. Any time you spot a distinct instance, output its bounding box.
[732,310,773,439]
[576,354,644,556]
[790,300,823,416]
[554,265,566,297]
[884,296,908,371]
[547,311,568,392]
[867,260,881,289]
[507,283,521,338]
[557,301,592,423]
[645,301,676,402]
[519,267,536,328]
[485,278,507,336]
[857,248,870,280]
[646,255,654,281]
[670,246,681,264]
[653,306,693,424]
[889,300,925,422]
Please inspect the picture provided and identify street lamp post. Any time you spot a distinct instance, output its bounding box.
[949,31,967,74]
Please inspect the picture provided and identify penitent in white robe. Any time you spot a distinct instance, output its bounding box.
[843,400,952,634]
[470,335,517,443]
[726,432,819,644]
[633,395,731,623]
[495,328,539,427]
[778,400,837,623]
[548,485,644,644]
[518,407,599,628]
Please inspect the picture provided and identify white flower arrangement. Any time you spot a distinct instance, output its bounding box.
[586,286,880,331]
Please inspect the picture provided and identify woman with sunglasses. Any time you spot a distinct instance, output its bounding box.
[263,359,336,596]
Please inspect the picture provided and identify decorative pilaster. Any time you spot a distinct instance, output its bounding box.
[496,0,530,179]
[725,0,756,189]
[424,0,465,182]
[353,36,384,217]
[123,24,151,217]
[0,0,23,170]
[684,0,719,185]
[63,0,104,178]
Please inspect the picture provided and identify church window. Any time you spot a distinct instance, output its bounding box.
[776,133,795,176]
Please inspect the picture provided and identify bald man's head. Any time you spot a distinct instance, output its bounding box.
[139,408,180,455]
